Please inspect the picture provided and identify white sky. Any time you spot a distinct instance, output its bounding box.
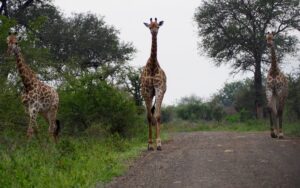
[53,0,299,105]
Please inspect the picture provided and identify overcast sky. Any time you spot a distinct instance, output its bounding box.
[53,0,299,105]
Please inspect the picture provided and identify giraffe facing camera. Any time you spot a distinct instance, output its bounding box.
[141,18,167,151]
[265,32,288,139]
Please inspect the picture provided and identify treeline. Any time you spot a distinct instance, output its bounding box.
[0,0,144,137]
[162,68,300,123]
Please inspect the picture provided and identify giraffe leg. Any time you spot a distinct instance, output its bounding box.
[278,107,284,139]
[268,107,277,138]
[154,89,165,151]
[47,110,60,143]
[145,98,154,151]
[27,108,38,139]
[268,95,278,139]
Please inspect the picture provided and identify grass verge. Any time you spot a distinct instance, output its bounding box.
[0,132,146,188]
[163,119,300,137]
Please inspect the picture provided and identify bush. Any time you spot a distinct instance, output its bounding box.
[0,78,27,131]
[58,74,141,137]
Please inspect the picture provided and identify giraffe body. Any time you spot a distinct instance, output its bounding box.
[141,18,166,150]
[7,33,60,141]
[265,32,288,139]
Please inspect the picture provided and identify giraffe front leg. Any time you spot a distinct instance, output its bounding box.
[278,109,284,139]
[268,107,277,138]
[267,93,278,138]
[47,110,60,143]
[154,90,164,151]
[27,108,38,139]
[145,100,154,151]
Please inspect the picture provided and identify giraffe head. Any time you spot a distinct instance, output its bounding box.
[144,18,164,35]
[6,32,21,56]
[266,32,275,47]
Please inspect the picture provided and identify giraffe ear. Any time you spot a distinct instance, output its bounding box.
[144,22,149,28]
[158,21,164,26]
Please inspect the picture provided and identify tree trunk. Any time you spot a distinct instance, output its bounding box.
[254,58,264,119]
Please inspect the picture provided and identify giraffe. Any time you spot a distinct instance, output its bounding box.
[6,32,60,141]
[141,18,167,151]
[265,32,288,139]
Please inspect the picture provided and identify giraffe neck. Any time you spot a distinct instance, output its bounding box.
[150,33,158,60]
[15,50,38,91]
[269,44,279,77]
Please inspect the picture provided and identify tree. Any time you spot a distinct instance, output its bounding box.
[117,66,143,107]
[35,12,136,83]
[286,65,300,120]
[216,81,245,107]
[194,0,300,118]
[1,1,136,84]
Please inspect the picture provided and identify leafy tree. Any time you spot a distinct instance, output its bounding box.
[35,12,136,82]
[194,0,300,118]
[117,66,143,107]
[1,1,136,83]
[216,81,245,107]
[176,95,224,121]
[286,66,300,120]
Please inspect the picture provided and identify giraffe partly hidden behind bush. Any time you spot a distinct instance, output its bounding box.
[6,32,60,142]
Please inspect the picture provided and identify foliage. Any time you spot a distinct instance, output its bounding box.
[0,134,146,188]
[194,0,300,117]
[175,95,225,122]
[117,66,143,108]
[0,77,27,131]
[286,66,300,120]
[161,105,177,123]
[58,73,141,136]
[164,119,300,135]
[216,81,245,107]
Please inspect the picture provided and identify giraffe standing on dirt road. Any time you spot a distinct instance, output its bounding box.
[265,32,288,139]
[141,18,167,151]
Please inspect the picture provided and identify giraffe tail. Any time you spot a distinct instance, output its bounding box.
[151,100,156,115]
[54,120,60,136]
[151,100,156,126]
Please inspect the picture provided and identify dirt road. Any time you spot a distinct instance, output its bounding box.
[106,132,300,188]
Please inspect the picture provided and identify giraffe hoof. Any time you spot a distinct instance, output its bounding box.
[148,145,154,151]
[157,146,162,151]
[270,132,278,138]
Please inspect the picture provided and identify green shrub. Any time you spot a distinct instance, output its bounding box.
[58,74,140,137]
[225,114,240,123]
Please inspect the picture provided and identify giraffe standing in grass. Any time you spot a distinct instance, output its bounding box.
[6,32,60,141]
[141,18,166,151]
[266,32,288,139]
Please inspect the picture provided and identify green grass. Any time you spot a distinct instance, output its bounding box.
[0,120,173,188]
[164,119,300,136]
[1,119,298,188]
[0,130,147,188]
